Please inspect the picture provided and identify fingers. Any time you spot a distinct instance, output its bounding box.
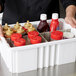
[68,18,76,28]
[65,17,76,28]
[72,18,76,24]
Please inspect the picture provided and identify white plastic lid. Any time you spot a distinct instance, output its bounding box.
[63,32,75,38]
[52,13,58,19]
[40,14,47,20]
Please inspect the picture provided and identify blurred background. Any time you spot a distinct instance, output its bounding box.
[0,1,65,24]
[59,0,65,18]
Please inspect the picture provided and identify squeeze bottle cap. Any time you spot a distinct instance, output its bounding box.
[51,31,63,40]
[52,13,58,19]
[40,14,47,20]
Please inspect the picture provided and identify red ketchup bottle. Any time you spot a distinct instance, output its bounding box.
[50,13,59,32]
[37,14,50,32]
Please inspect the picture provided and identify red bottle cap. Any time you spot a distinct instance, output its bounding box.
[11,33,22,41]
[30,36,42,44]
[51,31,63,40]
[14,38,26,46]
[28,31,39,39]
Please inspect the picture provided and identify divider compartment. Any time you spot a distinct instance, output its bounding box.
[6,33,47,47]
[40,32,51,41]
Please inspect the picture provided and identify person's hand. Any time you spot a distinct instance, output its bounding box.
[65,17,76,28]
[65,5,76,28]
[0,24,4,38]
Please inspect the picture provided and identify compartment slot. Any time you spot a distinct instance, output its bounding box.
[41,32,51,42]
[5,33,47,47]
